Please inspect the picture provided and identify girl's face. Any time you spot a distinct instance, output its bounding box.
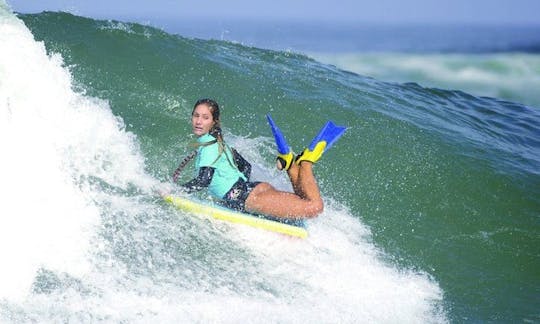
[191,104,215,137]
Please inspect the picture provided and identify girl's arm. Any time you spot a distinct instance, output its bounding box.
[181,167,215,193]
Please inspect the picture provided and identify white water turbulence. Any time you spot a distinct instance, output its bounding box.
[0,2,155,303]
[312,52,540,108]
[1,4,447,322]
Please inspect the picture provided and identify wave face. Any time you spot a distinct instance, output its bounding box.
[2,8,539,323]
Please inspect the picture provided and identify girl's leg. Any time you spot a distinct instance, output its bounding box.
[296,162,321,202]
[245,162,323,219]
[286,161,302,196]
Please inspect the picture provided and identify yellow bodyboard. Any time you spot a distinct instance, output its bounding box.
[163,195,308,239]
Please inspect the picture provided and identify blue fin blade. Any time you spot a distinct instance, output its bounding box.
[308,121,347,151]
[266,115,290,155]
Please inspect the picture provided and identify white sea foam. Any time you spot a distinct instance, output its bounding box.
[0,4,154,301]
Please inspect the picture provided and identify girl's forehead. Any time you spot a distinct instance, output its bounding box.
[194,104,212,114]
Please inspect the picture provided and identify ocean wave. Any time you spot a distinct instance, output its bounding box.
[2,8,538,323]
[312,52,540,109]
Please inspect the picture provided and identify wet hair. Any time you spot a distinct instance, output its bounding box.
[192,98,222,140]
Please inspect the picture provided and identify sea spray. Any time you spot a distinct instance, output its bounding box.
[0,4,93,301]
[0,3,155,303]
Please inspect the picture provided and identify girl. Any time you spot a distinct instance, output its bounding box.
[174,98,341,219]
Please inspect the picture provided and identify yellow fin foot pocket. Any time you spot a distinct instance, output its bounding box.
[295,141,327,164]
[277,151,294,170]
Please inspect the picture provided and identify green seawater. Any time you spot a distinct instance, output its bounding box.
[2,9,539,323]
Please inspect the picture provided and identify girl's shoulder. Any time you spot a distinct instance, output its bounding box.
[197,133,216,144]
[196,135,220,165]
[197,134,218,150]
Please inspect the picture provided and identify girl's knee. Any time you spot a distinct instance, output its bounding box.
[251,182,273,195]
[305,200,324,218]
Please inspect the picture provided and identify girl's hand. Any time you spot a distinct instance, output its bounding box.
[155,183,173,197]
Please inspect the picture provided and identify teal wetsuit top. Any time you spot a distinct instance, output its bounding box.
[195,134,247,199]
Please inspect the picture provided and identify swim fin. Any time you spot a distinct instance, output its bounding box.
[266,115,294,170]
[296,121,346,165]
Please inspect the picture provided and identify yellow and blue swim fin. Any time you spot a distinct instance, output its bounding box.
[266,115,294,170]
[296,121,346,165]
